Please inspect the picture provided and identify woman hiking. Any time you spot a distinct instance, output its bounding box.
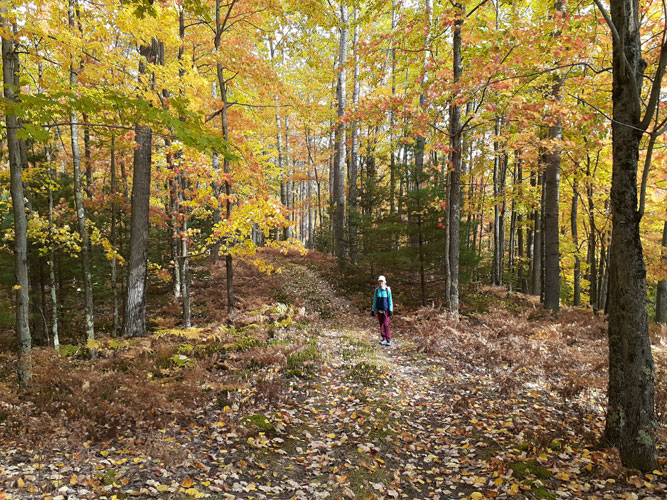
[371,275,393,346]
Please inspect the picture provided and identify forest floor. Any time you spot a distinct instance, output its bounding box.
[1,250,667,500]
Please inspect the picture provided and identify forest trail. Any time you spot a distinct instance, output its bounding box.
[1,256,666,500]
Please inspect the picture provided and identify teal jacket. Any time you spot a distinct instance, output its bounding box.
[372,286,393,312]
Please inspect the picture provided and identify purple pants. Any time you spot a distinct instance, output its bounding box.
[377,311,391,341]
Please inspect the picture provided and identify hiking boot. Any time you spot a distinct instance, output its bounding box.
[385,341,392,347]
[380,340,388,345]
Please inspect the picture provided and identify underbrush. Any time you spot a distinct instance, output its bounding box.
[399,288,667,432]
[0,302,314,446]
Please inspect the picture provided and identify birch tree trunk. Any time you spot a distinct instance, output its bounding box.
[48,153,59,348]
[334,3,348,265]
[2,6,32,384]
[69,0,95,341]
[348,9,360,265]
[448,3,464,314]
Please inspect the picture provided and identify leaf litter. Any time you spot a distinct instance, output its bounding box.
[0,251,666,499]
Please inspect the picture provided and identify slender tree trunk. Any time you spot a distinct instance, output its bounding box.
[389,0,398,216]
[69,0,94,341]
[110,134,120,337]
[508,163,517,292]
[531,173,543,296]
[2,8,32,384]
[220,79,234,315]
[543,0,564,310]
[122,40,157,338]
[656,221,667,323]
[448,3,464,314]
[571,178,581,306]
[334,3,349,265]
[492,118,501,285]
[586,160,599,311]
[215,0,236,315]
[211,79,221,261]
[48,151,59,348]
[599,240,610,313]
[348,9,360,265]
[180,175,191,328]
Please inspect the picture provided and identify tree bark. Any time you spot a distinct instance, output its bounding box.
[2,7,32,384]
[600,0,659,471]
[122,40,157,338]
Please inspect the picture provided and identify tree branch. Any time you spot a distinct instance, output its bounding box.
[639,39,667,130]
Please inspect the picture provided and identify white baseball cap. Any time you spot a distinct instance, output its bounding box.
[378,275,386,282]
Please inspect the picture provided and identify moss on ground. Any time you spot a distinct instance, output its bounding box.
[286,338,320,378]
[509,460,553,480]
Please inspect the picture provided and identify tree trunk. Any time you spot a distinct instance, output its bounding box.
[214,0,236,315]
[656,221,667,323]
[334,3,348,265]
[508,163,517,292]
[543,0,564,310]
[2,7,32,384]
[47,148,59,348]
[220,78,235,315]
[531,173,543,296]
[110,134,120,337]
[492,117,506,286]
[571,178,581,306]
[122,40,157,338]
[389,0,398,216]
[586,158,599,312]
[69,0,94,341]
[348,9,360,265]
[602,0,659,471]
[211,85,221,260]
[180,174,191,328]
[448,4,464,314]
